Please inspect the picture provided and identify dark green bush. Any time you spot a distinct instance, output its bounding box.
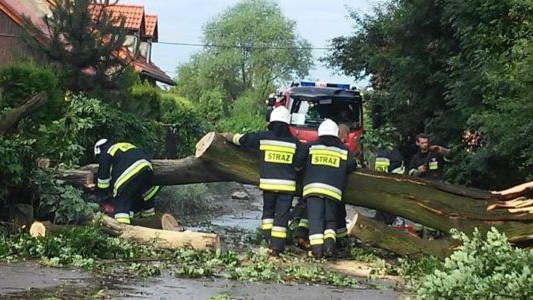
[0,62,65,127]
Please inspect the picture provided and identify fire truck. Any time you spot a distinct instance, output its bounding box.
[266,81,363,153]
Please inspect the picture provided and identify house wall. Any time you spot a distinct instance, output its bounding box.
[0,10,33,67]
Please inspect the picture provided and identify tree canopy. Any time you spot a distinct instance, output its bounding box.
[23,0,135,96]
[326,0,533,189]
[174,0,313,119]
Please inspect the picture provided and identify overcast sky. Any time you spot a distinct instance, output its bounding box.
[129,0,378,87]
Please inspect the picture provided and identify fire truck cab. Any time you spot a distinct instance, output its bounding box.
[267,81,363,153]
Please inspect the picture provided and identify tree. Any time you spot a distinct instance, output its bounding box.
[22,0,135,95]
[174,0,313,113]
[325,0,533,189]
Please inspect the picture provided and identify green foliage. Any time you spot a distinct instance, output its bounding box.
[327,0,533,188]
[0,62,64,127]
[160,94,209,157]
[0,225,157,267]
[114,81,162,120]
[414,228,533,299]
[196,87,224,123]
[0,229,358,287]
[174,0,313,130]
[34,170,96,224]
[218,90,268,133]
[22,0,131,95]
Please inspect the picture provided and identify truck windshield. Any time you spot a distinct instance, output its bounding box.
[289,98,361,129]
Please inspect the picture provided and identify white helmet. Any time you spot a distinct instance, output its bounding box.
[269,106,290,124]
[94,139,108,156]
[318,119,339,137]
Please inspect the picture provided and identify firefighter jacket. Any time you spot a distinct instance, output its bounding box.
[96,142,153,196]
[232,131,303,193]
[300,139,356,201]
[408,151,444,179]
[375,148,405,174]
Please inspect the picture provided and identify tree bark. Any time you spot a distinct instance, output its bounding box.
[131,213,181,231]
[0,92,47,136]
[96,215,220,250]
[347,213,457,259]
[30,215,219,251]
[67,156,235,189]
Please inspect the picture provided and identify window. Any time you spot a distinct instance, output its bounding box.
[289,98,361,129]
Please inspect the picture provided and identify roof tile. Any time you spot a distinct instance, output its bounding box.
[145,14,157,40]
[89,4,145,32]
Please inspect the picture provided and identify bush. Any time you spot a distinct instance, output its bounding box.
[218,90,268,133]
[0,62,64,127]
[196,87,224,123]
[118,81,162,120]
[160,93,209,157]
[414,228,533,299]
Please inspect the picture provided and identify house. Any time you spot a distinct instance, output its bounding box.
[0,0,174,86]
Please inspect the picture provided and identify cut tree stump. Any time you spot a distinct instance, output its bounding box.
[131,213,181,231]
[59,132,533,256]
[29,221,76,237]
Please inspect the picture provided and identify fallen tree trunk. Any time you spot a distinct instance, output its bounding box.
[347,213,456,259]
[194,133,533,243]
[61,132,533,255]
[66,157,233,189]
[96,215,220,250]
[29,215,217,250]
[29,221,74,237]
[0,92,47,136]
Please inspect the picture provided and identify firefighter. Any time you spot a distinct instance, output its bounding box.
[291,124,351,251]
[373,138,405,225]
[408,133,451,180]
[94,139,160,224]
[299,119,356,258]
[223,106,304,255]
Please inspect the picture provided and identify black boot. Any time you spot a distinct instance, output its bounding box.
[324,238,336,258]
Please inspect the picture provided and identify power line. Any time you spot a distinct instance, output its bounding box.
[2,32,332,50]
[157,41,332,50]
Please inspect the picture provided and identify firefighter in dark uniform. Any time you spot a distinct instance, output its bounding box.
[373,146,405,225]
[94,139,160,224]
[224,106,304,255]
[299,119,356,258]
[291,124,351,251]
[408,133,450,179]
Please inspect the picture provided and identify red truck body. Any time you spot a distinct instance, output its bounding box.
[267,81,364,153]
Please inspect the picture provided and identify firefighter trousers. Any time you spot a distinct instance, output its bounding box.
[261,191,293,252]
[113,169,160,224]
[294,199,346,245]
[307,195,338,258]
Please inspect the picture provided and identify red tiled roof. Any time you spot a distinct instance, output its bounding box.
[89,4,145,33]
[145,14,157,41]
[0,0,49,35]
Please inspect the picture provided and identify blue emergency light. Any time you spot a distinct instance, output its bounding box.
[299,81,351,89]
